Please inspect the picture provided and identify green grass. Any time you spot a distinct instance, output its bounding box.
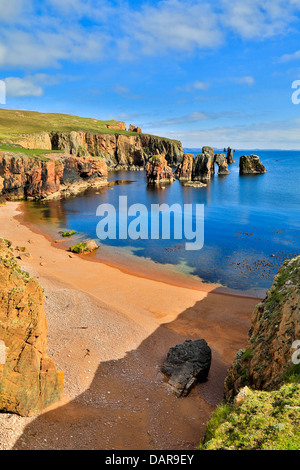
[0,143,64,158]
[0,109,181,144]
[200,383,300,450]
[61,230,76,238]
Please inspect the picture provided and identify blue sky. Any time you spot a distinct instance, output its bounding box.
[1,0,300,148]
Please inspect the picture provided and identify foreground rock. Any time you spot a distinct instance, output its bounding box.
[161,339,212,397]
[0,152,108,200]
[225,255,300,400]
[239,155,267,175]
[201,256,300,450]
[0,239,63,416]
[146,154,175,184]
[70,240,99,254]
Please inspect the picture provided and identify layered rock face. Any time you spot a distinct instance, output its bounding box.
[175,153,194,180]
[239,155,267,174]
[12,131,183,169]
[146,154,175,184]
[0,239,63,416]
[225,256,300,401]
[0,152,108,200]
[161,339,212,397]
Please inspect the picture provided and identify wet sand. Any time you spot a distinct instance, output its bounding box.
[0,202,260,450]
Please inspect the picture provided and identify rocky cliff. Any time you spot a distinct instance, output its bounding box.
[201,256,300,450]
[0,151,108,200]
[224,255,300,400]
[0,238,63,416]
[11,131,183,170]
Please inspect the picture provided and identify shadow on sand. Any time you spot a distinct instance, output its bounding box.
[12,288,257,450]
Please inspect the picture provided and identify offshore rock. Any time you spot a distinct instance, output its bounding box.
[227,147,234,164]
[146,154,175,184]
[239,155,267,175]
[224,256,300,401]
[0,238,63,416]
[214,153,230,175]
[192,153,214,181]
[175,153,194,180]
[162,339,212,397]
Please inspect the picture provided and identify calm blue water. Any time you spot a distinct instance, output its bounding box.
[23,150,300,294]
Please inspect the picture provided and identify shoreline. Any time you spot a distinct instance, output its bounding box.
[0,201,260,450]
[19,201,265,300]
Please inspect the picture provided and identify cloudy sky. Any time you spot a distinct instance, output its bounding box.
[1,0,300,148]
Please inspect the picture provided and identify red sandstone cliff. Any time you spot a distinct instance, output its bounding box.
[0,152,108,200]
[0,238,63,416]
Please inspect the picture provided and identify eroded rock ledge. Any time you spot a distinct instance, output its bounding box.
[0,238,63,416]
[0,152,108,200]
[11,131,183,169]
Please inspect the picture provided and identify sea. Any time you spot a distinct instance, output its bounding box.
[22,149,300,297]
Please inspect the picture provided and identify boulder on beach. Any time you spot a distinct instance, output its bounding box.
[239,155,267,175]
[161,339,212,397]
[70,239,99,254]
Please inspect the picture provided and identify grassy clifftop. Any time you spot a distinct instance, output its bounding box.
[0,108,180,143]
[201,383,300,450]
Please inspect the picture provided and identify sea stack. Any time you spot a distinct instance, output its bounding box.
[175,153,194,180]
[214,153,230,175]
[239,155,267,175]
[227,147,234,164]
[192,146,215,181]
[146,154,175,184]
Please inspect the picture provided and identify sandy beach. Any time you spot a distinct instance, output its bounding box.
[0,202,259,450]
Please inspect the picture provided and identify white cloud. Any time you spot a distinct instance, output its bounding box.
[163,119,300,149]
[0,0,299,70]
[113,84,142,100]
[122,0,223,55]
[146,110,241,127]
[193,81,209,90]
[280,50,300,62]
[233,76,255,85]
[4,76,43,97]
[221,0,300,39]
[3,74,61,97]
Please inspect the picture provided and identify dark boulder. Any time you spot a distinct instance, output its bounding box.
[161,339,212,397]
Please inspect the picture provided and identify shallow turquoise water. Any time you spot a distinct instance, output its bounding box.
[23,150,300,294]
